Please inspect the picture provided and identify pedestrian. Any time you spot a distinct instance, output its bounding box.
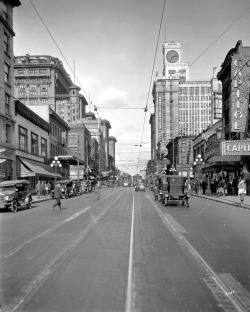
[201,179,207,195]
[46,181,51,196]
[51,183,63,210]
[238,175,246,206]
[40,181,45,196]
[35,180,41,198]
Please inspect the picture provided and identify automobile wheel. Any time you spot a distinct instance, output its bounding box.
[11,199,18,213]
[27,197,32,209]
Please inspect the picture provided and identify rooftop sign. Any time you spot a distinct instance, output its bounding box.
[221,140,250,156]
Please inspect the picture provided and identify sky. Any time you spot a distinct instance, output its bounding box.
[13,0,250,176]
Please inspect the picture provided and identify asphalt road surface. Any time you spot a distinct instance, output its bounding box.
[0,187,250,312]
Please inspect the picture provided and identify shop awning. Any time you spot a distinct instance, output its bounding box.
[18,157,62,179]
[203,155,241,172]
[206,155,241,163]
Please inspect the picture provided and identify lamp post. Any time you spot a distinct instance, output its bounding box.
[50,156,62,186]
[193,154,203,195]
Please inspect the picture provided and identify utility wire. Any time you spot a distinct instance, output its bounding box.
[29,0,93,106]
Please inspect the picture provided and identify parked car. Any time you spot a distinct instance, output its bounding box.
[73,181,83,195]
[135,183,146,192]
[0,180,32,213]
[51,180,76,198]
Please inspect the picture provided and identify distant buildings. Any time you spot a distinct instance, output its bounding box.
[150,40,222,176]
[0,3,117,184]
[13,54,88,124]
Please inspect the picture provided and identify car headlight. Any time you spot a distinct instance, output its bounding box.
[4,196,9,200]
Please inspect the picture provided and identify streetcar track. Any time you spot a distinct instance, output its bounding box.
[7,191,127,312]
[0,190,122,261]
[146,194,249,312]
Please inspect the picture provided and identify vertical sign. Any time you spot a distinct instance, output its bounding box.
[230,57,248,132]
[158,96,162,141]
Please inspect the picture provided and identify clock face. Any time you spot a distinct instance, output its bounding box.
[166,50,179,63]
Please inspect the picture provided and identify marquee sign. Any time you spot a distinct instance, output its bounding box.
[230,57,249,132]
[221,140,250,156]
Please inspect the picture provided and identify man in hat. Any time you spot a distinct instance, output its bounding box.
[51,183,62,210]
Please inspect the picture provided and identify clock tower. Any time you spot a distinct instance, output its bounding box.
[163,41,189,81]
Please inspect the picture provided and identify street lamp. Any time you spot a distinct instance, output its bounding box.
[50,156,62,185]
[193,154,204,195]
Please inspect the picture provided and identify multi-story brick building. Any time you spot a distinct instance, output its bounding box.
[14,100,65,192]
[13,54,88,125]
[0,0,21,181]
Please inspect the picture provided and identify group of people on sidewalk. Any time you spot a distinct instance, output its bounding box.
[190,174,247,205]
[35,180,52,198]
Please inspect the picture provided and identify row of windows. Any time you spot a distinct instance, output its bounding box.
[20,99,48,105]
[17,68,49,75]
[19,91,48,97]
[19,126,47,157]
[180,96,211,101]
[179,86,211,95]
[50,144,67,157]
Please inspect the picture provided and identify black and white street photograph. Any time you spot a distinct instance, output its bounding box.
[0,0,250,311]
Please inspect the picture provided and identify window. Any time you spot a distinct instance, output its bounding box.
[17,69,25,75]
[5,93,10,114]
[6,124,11,143]
[41,99,48,104]
[41,138,47,157]
[19,126,28,151]
[5,63,10,83]
[19,84,26,97]
[3,1,8,20]
[4,32,9,54]
[30,84,36,90]
[28,69,36,75]
[39,69,47,75]
[30,99,37,105]
[31,132,38,155]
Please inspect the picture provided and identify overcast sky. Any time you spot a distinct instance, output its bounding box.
[14,0,250,175]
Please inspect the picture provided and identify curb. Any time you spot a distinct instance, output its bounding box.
[191,194,250,210]
[32,197,53,204]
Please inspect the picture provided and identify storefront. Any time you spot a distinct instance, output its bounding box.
[0,147,16,182]
[16,155,62,193]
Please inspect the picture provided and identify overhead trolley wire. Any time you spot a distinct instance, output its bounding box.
[136,0,166,173]
[29,0,93,106]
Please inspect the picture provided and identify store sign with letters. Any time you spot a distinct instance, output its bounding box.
[230,57,249,132]
[221,140,250,156]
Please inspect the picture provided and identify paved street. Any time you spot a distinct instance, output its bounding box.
[0,187,250,312]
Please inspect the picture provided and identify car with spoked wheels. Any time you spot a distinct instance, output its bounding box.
[0,180,32,213]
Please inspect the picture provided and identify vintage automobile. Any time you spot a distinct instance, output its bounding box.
[135,183,146,191]
[164,175,189,207]
[0,180,32,213]
[52,180,76,198]
[73,181,83,195]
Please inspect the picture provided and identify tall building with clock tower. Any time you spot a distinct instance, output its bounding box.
[151,41,220,175]
[163,41,189,80]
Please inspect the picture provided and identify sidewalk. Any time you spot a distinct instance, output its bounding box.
[32,194,53,204]
[191,190,250,210]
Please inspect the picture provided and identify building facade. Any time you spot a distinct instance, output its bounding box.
[151,40,221,174]
[13,54,88,125]
[15,100,63,192]
[0,0,21,181]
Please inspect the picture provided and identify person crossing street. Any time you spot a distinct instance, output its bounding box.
[51,184,63,210]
